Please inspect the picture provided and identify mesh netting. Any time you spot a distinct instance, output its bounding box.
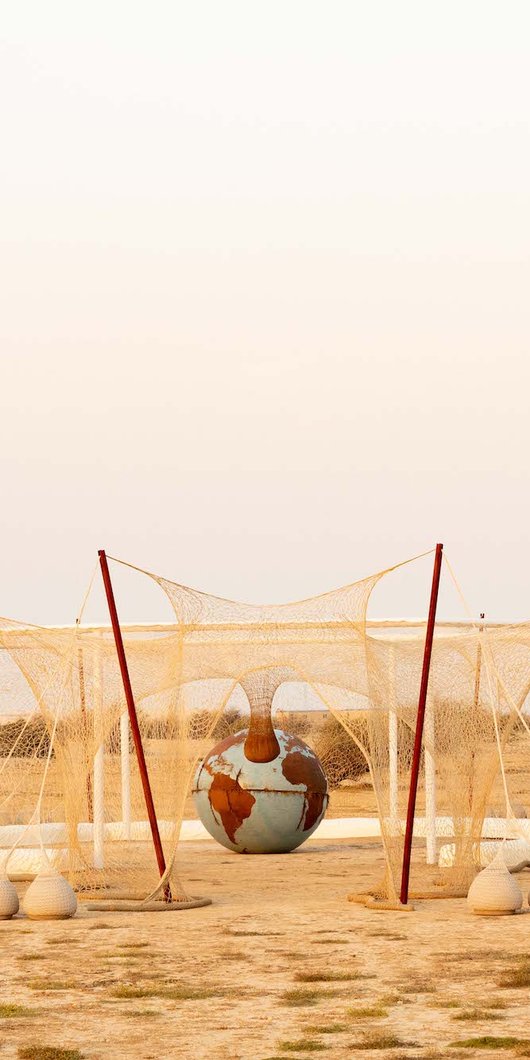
[122,553,530,904]
[0,550,529,910]
[0,619,193,904]
[350,621,526,904]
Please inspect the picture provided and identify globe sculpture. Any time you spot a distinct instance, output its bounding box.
[193,727,328,853]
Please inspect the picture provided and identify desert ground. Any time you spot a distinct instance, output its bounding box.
[2,836,530,1060]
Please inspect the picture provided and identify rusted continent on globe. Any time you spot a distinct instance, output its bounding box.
[193,729,328,853]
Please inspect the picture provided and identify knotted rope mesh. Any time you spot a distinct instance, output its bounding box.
[0,551,529,907]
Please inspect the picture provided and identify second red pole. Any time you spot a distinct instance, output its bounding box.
[400,542,443,906]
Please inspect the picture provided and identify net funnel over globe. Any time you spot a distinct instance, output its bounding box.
[193,668,328,853]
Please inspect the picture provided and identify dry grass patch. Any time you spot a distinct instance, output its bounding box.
[366,931,406,941]
[114,985,159,999]
[306,1024,347,1034]
[117,941,149,949]
[379,991,410,1006]
[18,1050,84,1060]
[278,1042,327,1053]
[431,999,462,1009]
[312,929,348,935]
[441,949,515,963]
[394,1053,465,1060]
[346,1004,388,1020]
[0,1003,38,1019]
[421,1053,461,1060]
[394,976,436,995]
[294,971,359,983]
[453,1009,505,1022]
[224,928,281,937]
[350,1033,417,1051]
[497,961,530,989]
[449,1038,530,1051]
[111,984,229,1001]
[123,1008,159,1019]
[106,950,156,964]
[276,952,307,961]
[27,981,76,992]
[279,988,333,1008]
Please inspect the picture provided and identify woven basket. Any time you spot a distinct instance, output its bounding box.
[0,877,19,919]
[22,864,77,920]
[467,850,523,916]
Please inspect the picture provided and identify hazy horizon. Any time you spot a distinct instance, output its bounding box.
[1,2,529,626]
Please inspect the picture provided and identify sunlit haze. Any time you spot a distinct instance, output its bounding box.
[1,2,529,625]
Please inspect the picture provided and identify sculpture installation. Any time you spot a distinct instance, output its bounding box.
[193,668,328,853]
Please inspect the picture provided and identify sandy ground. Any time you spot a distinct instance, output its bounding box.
[2,839,530,1060]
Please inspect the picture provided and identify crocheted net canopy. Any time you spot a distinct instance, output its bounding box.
[0,549,529,907]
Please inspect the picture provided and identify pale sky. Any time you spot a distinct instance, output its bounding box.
[1,1,529,626]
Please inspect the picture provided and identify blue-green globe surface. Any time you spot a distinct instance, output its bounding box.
[193,728,328,854]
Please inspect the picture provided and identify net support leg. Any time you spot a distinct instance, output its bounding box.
[120,710,131,840]
[77,637,93,821]
[98,549,171,902]
[389,710,398,824]
[424,692,437,865]
[400,543,443,905]
[93,633,105,870]
[388,646,398,825]
[93,747,105,869]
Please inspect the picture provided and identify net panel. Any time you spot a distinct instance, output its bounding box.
[141,558,530,902]
[0,620,193,902]
[350,623,523,903]
[1,553,529,909]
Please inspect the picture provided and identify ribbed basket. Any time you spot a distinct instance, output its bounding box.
[22,864,77,920]
[0,877,19,919]
[467,849,523,916]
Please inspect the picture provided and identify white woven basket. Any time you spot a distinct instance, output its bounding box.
[0,877,19,919]
[467,850,523,916]
[22,864,77,920]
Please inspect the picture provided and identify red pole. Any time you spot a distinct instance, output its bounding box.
[400,543,443,906]
[98,549,171,902]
